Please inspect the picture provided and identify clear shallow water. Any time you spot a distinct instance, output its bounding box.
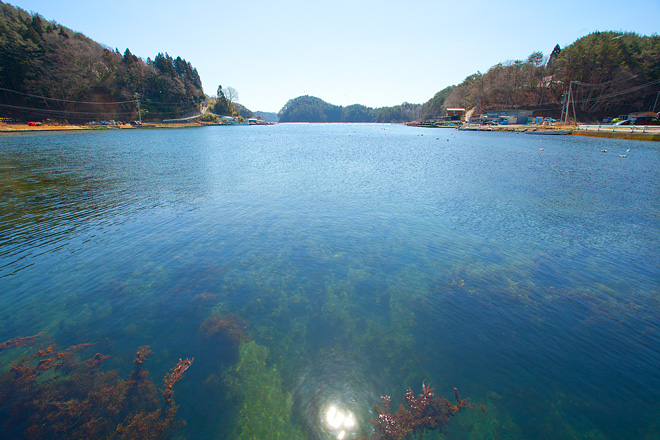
[0,124,659,439]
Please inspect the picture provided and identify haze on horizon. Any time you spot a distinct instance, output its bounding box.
[6,0,660,113]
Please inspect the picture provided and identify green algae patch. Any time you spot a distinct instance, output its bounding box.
[225,340,304,440]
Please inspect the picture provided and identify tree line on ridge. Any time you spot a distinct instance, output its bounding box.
[2,1,658,124]
[0,2,204,122]
[279,32,660,123]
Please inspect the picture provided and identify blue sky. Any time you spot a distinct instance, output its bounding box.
[7,0,660,113]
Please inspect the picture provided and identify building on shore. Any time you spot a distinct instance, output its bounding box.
[485,110,534,125]
[446,108,465,118]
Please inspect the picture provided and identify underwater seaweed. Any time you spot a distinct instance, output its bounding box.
[163,357,194,409]
[0,334,193,440]
[0,332,45,353]
[224,340,304,440]
[200,313,249,346]
[365,383,474,440]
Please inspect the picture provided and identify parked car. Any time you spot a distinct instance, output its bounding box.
[27,121,42,126]
[632,116,660,125]
[616,117,660,126]
[0,117,14,123]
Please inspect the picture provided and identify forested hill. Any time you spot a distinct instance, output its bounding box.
[422,31,660,121]
[277,95,421,123]
[0,2,205,122]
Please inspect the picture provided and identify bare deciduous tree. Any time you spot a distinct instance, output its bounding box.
[224,86,239,105]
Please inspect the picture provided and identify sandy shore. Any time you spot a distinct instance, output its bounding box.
[0,122,204,133]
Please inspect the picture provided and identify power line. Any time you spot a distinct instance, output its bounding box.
[0,102,201,119]
[0,106,134,120]
[571,78,660,105]
[0,86,137,105]
[141,100,202,108]
[0,103,134,116]
[570,77,626,88]
[0,86,203,109]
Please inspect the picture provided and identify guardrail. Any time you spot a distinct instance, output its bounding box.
[576,124,660,134]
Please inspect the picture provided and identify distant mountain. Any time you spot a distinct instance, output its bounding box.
[254,111,279,123]
[0,2,205,122]
[277,95,421,123]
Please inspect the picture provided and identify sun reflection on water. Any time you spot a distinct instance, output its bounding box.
[291,355,378,440]
[325,405,358,439]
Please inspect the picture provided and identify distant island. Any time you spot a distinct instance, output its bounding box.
[277,95,421,123]
[253,111,279,123]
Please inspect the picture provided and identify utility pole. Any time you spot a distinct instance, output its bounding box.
[652,90,660,113]
[571,82,577,124]
[565,83,571,124]
[563,82,576,125]
[137,98,141,124]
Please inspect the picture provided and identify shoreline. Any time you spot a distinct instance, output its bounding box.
[1,120,276,134]
[4,122,659,141]
[0,122,205,134]
[408,122,660,141]
[571,130,660,142]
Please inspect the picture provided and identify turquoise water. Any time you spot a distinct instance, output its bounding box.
[1,124,659,439]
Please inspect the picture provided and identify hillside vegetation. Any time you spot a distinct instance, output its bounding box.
[2,2,657,125]
[277,95,421,123]
[279,32,660,124]
[430,32,660,120]
[0,2,205,122]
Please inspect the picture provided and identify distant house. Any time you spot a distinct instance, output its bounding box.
[446,108,465,118]
[248,117,268,125]
[220,116,236,125]
[540,75,562,87]
[486,110,534,125]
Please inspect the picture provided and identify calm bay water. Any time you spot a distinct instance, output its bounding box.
[1,124,659,439]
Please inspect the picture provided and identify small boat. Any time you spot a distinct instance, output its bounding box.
[525,129,571,135]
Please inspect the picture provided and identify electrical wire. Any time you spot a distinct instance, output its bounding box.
[572,78,660,104]
[0,103,134,116]
[0,87,205,109]
[0,102,201,119]
[141,100,203,108]
[0,86,138,105]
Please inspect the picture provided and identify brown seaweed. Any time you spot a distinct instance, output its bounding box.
[0,334,193,440]
[199,313,249,346]
[365,382,474,440]
[0,331,45,353]
[162,357,194,408]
